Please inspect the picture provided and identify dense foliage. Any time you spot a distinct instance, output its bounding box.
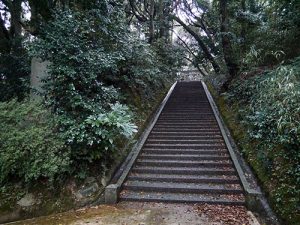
[0,100,70,184]
[225,57,300,223]
[226,2,300,223]
[31,8,137,165]
[30,5,182,170]
[0,1,182,186]
[0,44,30,101]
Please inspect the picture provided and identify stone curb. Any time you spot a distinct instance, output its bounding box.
[202,81,261,196]
[105,82,178,204]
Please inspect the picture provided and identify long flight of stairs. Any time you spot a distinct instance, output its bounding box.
[119,81,245,205]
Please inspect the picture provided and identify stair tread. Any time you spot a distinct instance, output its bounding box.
[120,191,245,205]
[150,131,222,134]
[137,159,231,163]
[136,159,232,167]
[155,124,219,126]
[132,167,236,176]
[123,180,242,191]
[144,143,225,146]
[147,137,223,140]
[146,139,223,142]
[128,173,238,179]
[153,128,219,130]
[142,149,228,154]
[127,174,240,184]
[140,154,230,159]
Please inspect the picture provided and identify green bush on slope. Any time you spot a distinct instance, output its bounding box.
[224,57,300,223]
[28,5,182,176]
[0,100,70,184]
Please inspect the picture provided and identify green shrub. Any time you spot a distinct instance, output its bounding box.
[227,57,300,223]
[29,3,183,167]
[30,7,147,166]
[0,44,30,102]
[120,38,183,101]
[0,100,70,184]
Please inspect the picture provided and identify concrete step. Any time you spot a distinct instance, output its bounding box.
[142,149,228,155]
[164,101,209,103]
[127,174,240,184]
[157,119,217,123]
[147,135,223,140]
[143,144,225,149]
[165,103,210,105]
[159,118,215,121]
[156,120,217,123]
[155,122,218,125]
[146,139,224,144]
[120,191,245,205]
[136,159,232,168]
[154,125,220,129]
[151,130,221,134]
[132,166,236,175]
[123,181,243,194]
[159,113,214,116]
[150,131,221,135]
[164,106,211,108]
[163,107,211,109]
[162,110,213,113]
[140,153,230,160]
[161,113,214,116]
[155,122,219,126]
[152,128,221,133]
[163,106,212,109]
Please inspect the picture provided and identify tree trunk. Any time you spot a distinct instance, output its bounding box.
[219,0,239,88]
[240,0,246,54]
[0,16,10,52]
[158,0,172,42]
[149,0,155,43]
[158,0,165,39]
[10,0,23,38]
[0,0,23,51]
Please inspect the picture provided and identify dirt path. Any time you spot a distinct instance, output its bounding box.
[7,202,261,225]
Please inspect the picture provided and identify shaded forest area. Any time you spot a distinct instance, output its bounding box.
[0,0,299,224]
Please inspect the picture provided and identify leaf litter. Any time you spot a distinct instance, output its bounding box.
[195,203,252,225]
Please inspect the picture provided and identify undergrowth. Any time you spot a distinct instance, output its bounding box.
[208,56,300,224]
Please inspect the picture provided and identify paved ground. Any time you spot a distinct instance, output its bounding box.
[8,202,261,225]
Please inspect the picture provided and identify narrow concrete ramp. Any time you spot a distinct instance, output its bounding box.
[119,81,245,205]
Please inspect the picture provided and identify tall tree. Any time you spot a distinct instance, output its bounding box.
[219,0,239,87]
[0,0,30,101]
[172,15,221,74]
[127,0,174,43]
[0,0,23,51]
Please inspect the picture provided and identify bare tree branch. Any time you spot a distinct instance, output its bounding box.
[171,14,220,73]
[129,0,148,22]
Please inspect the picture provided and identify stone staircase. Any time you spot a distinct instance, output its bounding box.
[119,81,245,205]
